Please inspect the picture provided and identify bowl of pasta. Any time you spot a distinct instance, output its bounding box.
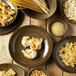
[53,36,76,73]
[27,68,50,76]
[0,0,18,27]
[0,64,25,76]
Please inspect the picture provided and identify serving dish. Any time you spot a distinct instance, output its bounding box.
[21,0,57,19]
[9,25,53,67]
[53,36,76,73]
[60,0,76,24]
[0,0,18,27]
[0,64,25,76]
[27,68,50,76]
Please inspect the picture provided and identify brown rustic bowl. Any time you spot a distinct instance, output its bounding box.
[9,25,53,67]
[53,36,76,73]
[47,19,68,37]
[0,0,18,27]
[0,64,25,76]
[21,0,57,19]
[27,68,50,76]
[60,0,76,24]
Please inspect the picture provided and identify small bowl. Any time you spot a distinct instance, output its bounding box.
[47,19,68,37]
[0,0,18,27]
[21,0,57,19]
[27,68,50,76]
[60,0,76,24]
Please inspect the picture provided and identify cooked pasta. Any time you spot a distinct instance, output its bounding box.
[21,36,43,50]
[21,36,30,48]
[29,37,43,50]
[21,36,43,59]
[22,49,37,59]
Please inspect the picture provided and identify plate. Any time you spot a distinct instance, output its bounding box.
[0,64,25,76]
[53,36,76,73]
[21,0,57,19]
[0,0,18,27]
[9,25,53,67]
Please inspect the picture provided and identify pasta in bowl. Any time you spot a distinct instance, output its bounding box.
[0,64,25,76]
[0,0,18,27]
[59,42,76,67]
[53,36,76,73]
[27,68,50,76]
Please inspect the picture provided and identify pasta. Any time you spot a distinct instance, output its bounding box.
[29,37,43,50]
[9,0,49,14]
[30,70,47,76]
[21,36,43,50]
[21,36,43,59]
[0,68,16,76]
[59,42,76,67]
[0,1,15,26]
[21,36,30,48]
[22,49,37,59]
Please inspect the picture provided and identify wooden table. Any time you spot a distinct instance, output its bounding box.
[0,0,76,76]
